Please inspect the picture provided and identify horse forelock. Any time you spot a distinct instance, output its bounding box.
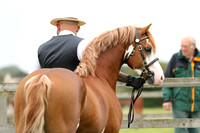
[75,26,136,76]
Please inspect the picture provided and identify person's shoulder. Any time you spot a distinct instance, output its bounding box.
[173,52,179,56]
[167,52,179,64]
[71,35,84,43]
[74,35,84,40]
[171,52,179,59]
[41,36,55,45]
[38,37,55,51]
[195,48,200,56]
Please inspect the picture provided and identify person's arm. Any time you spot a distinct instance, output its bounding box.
[77,39,92,61]
[162,54,176,110]
[118,72,145,89]
[162,87,172,101]
[28,50,41,74]
[117,72,128,82]
[162,86,172,111]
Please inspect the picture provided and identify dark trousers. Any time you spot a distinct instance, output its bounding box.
[173,109,200,133]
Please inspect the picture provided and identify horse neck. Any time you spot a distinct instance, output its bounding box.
[95,44,124,90]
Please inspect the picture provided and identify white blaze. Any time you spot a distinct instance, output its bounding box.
[146,52,164,85]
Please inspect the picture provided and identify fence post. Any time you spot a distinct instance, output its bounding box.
[0,94,7,125]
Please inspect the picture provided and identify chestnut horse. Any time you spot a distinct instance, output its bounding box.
[14,24,164,133]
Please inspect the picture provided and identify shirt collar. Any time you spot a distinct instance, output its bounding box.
[59,30,75,36]
[178,48,199,60]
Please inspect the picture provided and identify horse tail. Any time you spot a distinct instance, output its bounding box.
[23,74,52,133]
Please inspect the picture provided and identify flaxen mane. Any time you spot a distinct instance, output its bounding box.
[75,26,136,76]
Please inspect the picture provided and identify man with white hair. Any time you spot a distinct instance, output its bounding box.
[162,36,200,133]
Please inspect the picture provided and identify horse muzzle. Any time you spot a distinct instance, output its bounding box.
[141,70,155,85]
[147,71,155,85]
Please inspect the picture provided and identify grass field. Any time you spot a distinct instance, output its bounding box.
[119,107,174,133]
[120,128,173,133]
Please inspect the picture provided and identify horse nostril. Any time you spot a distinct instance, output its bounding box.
[161,75,165,82]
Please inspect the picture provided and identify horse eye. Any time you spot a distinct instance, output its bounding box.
[144,46,151,53]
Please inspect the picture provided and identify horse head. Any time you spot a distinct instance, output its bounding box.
[124,24,164,85]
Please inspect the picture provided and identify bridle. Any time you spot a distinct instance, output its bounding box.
[124,28,159,84]
[124,28,159,128]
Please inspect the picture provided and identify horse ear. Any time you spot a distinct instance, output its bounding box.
[141,24,151,34]
[138,24,152,35]
[142,23,152,34]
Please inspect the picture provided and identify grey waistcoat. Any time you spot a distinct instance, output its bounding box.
[38,34,83,71]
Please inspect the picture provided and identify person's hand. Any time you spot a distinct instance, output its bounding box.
[162,101,172,110]
[126,75,145,89]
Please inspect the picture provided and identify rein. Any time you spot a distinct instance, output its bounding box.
[127,84,143,128]
[125,28,159,128]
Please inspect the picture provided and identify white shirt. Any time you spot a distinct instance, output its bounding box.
[28,30,90,73]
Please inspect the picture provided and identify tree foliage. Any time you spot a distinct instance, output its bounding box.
[0,65,27,82]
